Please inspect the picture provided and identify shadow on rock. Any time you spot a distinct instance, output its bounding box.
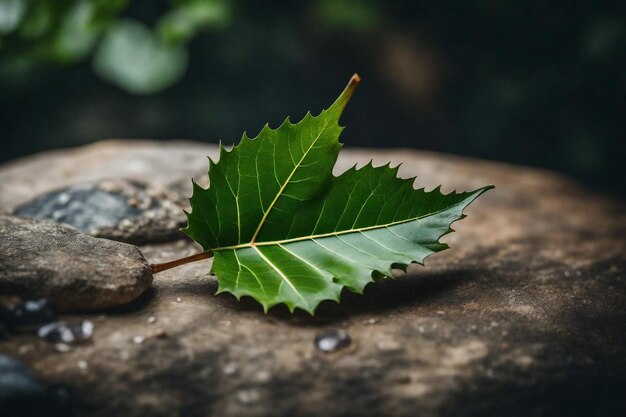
[212,268,482,325]
[106,287,158,315]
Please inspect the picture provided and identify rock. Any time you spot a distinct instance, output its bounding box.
[0,355,76,417]
[0,140,625,417]
[0,216,152,312]
[0,354,49,416]
[0,140,213,213]
[13,179,187,245]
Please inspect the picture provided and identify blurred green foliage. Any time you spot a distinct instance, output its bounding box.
[0,1,625,195]
[0,0,231,94]
[316,0,382,32]
[0,0,387,94]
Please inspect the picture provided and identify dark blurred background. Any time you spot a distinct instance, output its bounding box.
[1,0,625,195]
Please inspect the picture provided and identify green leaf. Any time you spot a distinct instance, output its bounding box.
[183,75,493,314]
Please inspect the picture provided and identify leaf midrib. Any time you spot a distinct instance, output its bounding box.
[212,196,470,252]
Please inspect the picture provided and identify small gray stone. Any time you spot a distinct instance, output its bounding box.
[0,216,152,312]
[0,354,48,415]
[13,179,187,245]
[37,320,94,344]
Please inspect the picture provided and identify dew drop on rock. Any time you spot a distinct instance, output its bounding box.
[376,339,401,352]
[37,320,94,344]
[236,388,261,404]
[314,329,351,352]
[57,192,71,205]
[254,370,271,383]
[77,360,88,371]
[55,343,72,353]
[222,362,238,375]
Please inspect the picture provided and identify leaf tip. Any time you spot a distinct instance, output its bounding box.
[330,73,361,114]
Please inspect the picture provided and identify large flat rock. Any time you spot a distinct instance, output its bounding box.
[1,140,625,416]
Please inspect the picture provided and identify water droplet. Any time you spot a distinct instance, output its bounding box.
[57,193,70,205]
[236,388,261,404]
[120,218,133,228]
[377,339,401,352]
[132,335,145,344]
[314,329,351,352]
[8,299,56,330]
[222,362,238,375]
[254,370,271,383]
[147,316,157,324]
[37,320,93,344]
[364,318,378,325]
[176,297,182,303]
[77,360,88,371]
[55,343,72,353]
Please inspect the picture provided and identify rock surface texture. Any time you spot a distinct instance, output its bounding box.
[12,179,187,244]
[0,140,625,417]
[0,216,152,312]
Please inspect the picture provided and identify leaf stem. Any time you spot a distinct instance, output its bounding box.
[150,251,214,274]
